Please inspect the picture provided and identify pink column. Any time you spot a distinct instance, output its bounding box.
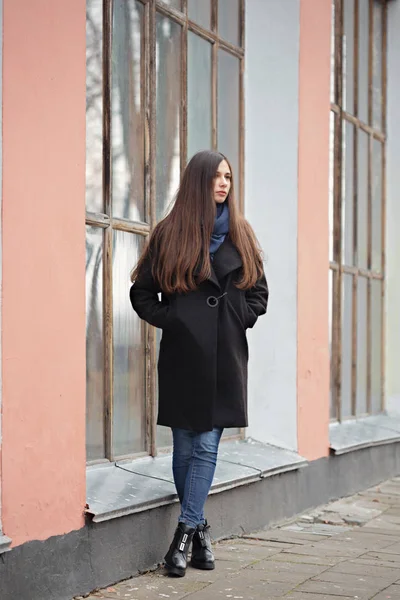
[2,0,86,546]
[297,0,332,460]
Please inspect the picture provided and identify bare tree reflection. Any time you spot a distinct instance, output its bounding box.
[86,0,105,460]
[85,229,104,461]
[85,0,187,457]
[156,16,181,221]
[86,0,103,214]
[112,0,144,222]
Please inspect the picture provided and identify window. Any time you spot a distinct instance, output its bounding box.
[85,0,245,462]
[330,0,386,421]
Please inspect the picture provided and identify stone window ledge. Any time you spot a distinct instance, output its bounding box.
[0,534,12,555]
[330,413,400,455]
[86,439,307,523]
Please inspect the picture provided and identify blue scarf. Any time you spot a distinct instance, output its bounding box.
[210,202,229,258]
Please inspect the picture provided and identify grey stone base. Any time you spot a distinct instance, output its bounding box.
[0,534,12,554]
[2,441,400,600]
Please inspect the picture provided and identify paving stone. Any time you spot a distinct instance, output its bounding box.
[246,531,331,545]
[272,552,341,567]
[370,586,400,600]
[330,532,399,551]
[282,523,310,532]
[296,523,352,536]
[364,518,400,531]
[244,570,315,586]
[297,514,316,524]
[348,496,392,511]
[377,542,400,555]
[312,570,394,588]
[372,515,400,525]
[226,536,294,550]
[314,511,347,526]
[329,559,400,579]
[214,541,282,565]
[381,508,400,517]
[348,557,400,571]
[377,482,400,496]
[326,497,385,517]
[244,560,328,585]
[281,542,364,559]
[172,572,295,600]
[360,492,400,507]
[365,551,400,565]
[244,559,330,576]
[185,560,240,582]
[295,580,373,599]
[356,527,400,538]
[87,575,210,600]
[285,594,356,600]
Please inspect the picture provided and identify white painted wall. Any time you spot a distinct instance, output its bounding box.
[245,0,299,451]
[385,0,400,414]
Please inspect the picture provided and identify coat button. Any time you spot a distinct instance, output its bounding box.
[207,296,219,308]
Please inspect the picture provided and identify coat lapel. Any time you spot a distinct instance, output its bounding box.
[194,238,242,290]
[208,266,221,290]
[212,237,243,282]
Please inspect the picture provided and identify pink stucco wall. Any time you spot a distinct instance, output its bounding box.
[2,0,86,546]
[297,0,331,460]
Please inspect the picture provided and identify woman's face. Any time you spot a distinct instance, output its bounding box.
[213,159,231,204]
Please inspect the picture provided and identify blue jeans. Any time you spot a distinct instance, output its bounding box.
[172,427,223,529]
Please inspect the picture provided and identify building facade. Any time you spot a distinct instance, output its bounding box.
[1,1,400,599]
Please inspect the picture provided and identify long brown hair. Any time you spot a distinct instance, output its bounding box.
[131,150,263,294]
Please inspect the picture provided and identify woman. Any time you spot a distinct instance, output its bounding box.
[130,150,268,577]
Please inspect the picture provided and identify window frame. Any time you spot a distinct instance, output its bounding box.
[330,0,387,422]
[85,0,246,463]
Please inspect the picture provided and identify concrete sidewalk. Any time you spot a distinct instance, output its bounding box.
[78,477,400,600]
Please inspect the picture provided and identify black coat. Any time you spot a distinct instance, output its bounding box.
[130,238,269,432]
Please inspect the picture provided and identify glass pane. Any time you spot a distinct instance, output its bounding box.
[356,276,368,416]
[342,122,354,266]
[162,0,182,9]
[218,0,240,46]
[328,269,337,419]
[188,33,212,160]
[86,226,105,460]
[113,231,146,456]
[330,0,335,104]
[357,131,368,269]
[156,16,181,221]
[112,0,145,222]
[372,139,382,272]
[330,270,337,420]
[328,269,336,419]
[343,0,355,115]
[341,273,353,419]
[372,0,383,130]
[358,0,369,123]
[370,279,382,414]
[218,50,240,200]
[86,0,103,214]
[188,0,211,30]
[329,112,334,262]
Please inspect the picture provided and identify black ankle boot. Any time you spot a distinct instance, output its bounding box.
[164,522,196,577]
[191,521,215,570]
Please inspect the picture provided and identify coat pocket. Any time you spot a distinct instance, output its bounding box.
[162,299,181,331]
[227,296,248,331]
[236,292,252,330]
